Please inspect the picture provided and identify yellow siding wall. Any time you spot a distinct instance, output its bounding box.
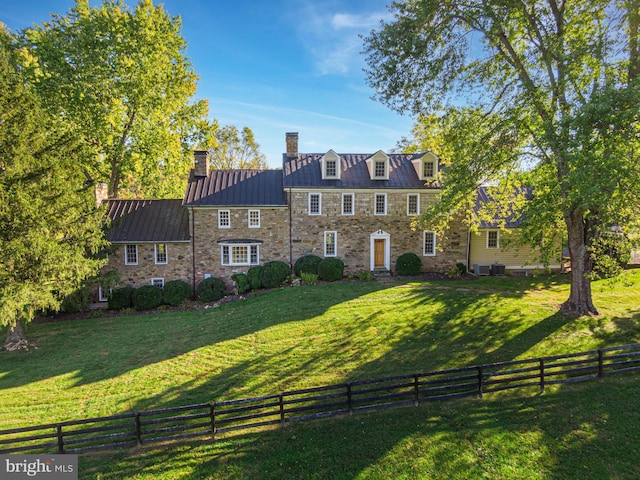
[469,229,561,273]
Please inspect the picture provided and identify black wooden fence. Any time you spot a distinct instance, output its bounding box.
[2,343,639,455]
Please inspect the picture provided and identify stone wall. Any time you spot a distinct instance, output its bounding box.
[288,189,468,274]
[190,206,290,285]
[104,242,193,288]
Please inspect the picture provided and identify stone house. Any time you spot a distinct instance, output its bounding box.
[101,132,552,296]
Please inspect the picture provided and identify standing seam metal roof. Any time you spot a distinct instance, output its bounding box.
[105,199,190,243]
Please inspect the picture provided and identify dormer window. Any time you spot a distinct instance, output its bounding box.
[412,152,439,180]
[321,150,340,180]
[366,151,390,180]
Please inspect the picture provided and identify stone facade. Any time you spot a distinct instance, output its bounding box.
[106,242,192,288]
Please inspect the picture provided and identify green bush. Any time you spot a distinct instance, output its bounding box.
[294,255,323,276]
[132,285,163,311]
[300,272,319,284]
[231,273,250,294]
[247,266,263,290]
[108,286,135,310]
[61,285,92,313]
[456,262,467,276]
[260,261,291,288]
[318,257,345,282]
[197,276,226,302]
[396,253,422,276]
[358,270,375,281]
[162,280,192,306]
[591,233,632,278]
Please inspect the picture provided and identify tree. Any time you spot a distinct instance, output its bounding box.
[0,27,107,348]
[364,0,640,315]
[18,0,215,199]
[210,125,268,170]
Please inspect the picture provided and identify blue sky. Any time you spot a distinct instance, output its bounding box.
[0,0,415,168]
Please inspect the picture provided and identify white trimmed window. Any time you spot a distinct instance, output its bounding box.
[374,160,386,178]
[423,231,436,256]
[221,244,260,266]
[309,193,321,215]
[325,159,337,178]
[487,230,499,249]
[407,194,420,215]
[155,243,168,264]
[151,277,164,288]
[248,209,261,228]
[98,286,110,302]
[324,231,337,257]
[125,244,138,265]
[423,160,435,178]
[218,210,231,228]
[342,193,354,215]
[375,193,387,215]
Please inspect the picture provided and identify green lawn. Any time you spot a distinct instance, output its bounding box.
[2,270,640,478]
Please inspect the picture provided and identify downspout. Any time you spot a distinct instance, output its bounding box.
[288,188,293,272]
[191,207,197,295]
[466,227,471,273]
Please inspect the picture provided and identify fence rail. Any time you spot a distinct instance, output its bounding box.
[2,343,639,455]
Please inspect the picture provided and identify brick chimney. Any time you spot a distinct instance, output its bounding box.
[95,182,109,206]
[193,150,210,177]
[286,132,299,159]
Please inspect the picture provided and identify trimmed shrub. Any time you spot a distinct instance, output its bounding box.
[197,276,226,302]
[294,254,323,276]
[396,253,422,276]
[108,286,135,310]
[162,280,192,306]
[61,286,92,313]
[247,266,263,290]
[231,273,250,294]
[260,261,291,288]
[132,285,163,311]
[318,257,345,282]
[456,262,467,276]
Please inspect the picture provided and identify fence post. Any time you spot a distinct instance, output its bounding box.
[56,425,64,454]
[413,375,420,407]
[279,393,286,427]
[135,413,142,447]
[477,366,483,399]
[347,383,353,414]
[209,402,216,439]
[539,359,545,393]
[598,349,604,379]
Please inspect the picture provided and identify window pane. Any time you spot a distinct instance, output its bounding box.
[375,194,386,215]
[250,245,259,264]
[249,210,260,227]
[325,232,336,256]
[488,231,499,248]
[219,210,230,228]
[326,160,336,177]
[155,244,167,263]
[375,161,385,177]
[408,194,418,215]
[222,246,230,265]
[342,194,353,214]
[424,161,434,178]
[309,193,321,215]
[424,232,436,255]
[232,246,248,264]
[126,245,137,264]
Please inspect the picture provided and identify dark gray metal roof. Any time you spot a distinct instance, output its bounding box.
[282,153,441,189]
[105,199,190,243]
[475,187,533,228]
[183,169,287,207]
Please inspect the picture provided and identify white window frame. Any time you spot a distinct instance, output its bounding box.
[154,243,168,264]
[342,193,354,215]
[324,231,337,257]
[487,230,499,249]
[374,160,386,178]
[423,231,436,256]
[218,210,231,229]
[125,244,138,265]
[151,277,164,288]
[325,159,338,178]
[374,193,387,216]
[220,244,260,266]
[248,209,261,228]
[423,160,435,179]
[309,193,322,215]
[98,286,110,302]
[407,193,420,216]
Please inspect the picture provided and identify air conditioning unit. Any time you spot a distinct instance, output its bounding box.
[473,264,491,276]
[491,264,506,276]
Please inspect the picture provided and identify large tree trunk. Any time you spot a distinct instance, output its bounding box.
[562,212,599,316]
[3,321,35,351]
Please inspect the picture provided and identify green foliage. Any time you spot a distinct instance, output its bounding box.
[294,255,323,277]
[162,280,192,306]
[196,277,226,302]
[108,287,135,310]
[247,266,263,290]
[456,262,467,275]
[396,253,422,276]
[318,258,345,282]
[60,286,92,313]
[300,272,319,284]
[358,270,375,281]
[18,0,216,198]
[132,285,163,311]
[260,261,291,288]
[0,29,107,331]
[210,125,267,170]
[231,273,250,294]
[591,233,632,279]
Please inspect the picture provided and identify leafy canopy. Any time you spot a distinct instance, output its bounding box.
[210,125,268,170]
[18,0,216,198]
